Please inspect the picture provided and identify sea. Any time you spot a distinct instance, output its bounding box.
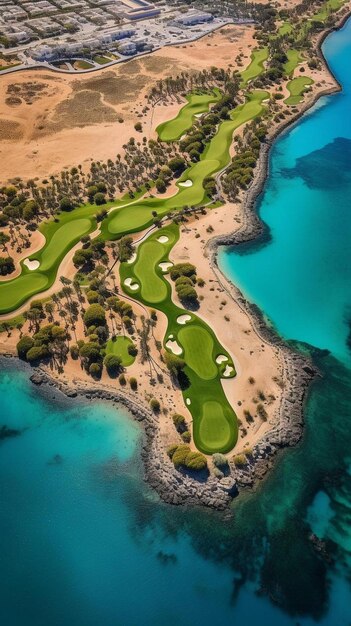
[0,17,351,626]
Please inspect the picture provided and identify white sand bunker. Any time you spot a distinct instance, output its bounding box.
[124,278,139,291]
[223,365,234,378]
[23,258,40,271]
[216,354,228,365]
[127,253,137,264]
[177,314,191,325]
[194,113,203,118]
[178,179,193,188]
[166,338,183,355]
[157,236,169,244]
[186,398,191,406]
[159,262,173,273]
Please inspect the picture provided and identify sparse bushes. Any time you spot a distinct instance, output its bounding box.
[169,444,207,472]
[212,453,229,469]
[150,397,160,413]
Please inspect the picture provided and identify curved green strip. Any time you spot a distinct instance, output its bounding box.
[241,48,269,86]
[285,76,313,105]
[156,89,221,142]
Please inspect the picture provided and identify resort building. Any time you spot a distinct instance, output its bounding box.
[174,10,214,27]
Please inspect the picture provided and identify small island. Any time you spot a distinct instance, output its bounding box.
[0,0,349,508]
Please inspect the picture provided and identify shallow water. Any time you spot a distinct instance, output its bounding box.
[1,18,351,626]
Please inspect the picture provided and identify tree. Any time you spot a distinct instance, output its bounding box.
[59,197,74,212]
[94,192,106,205]
[104,353,122,376]
[89,362,102,378]
[16,335,34,360]
[155,178,166,193]
[26,345,49,363]
[164,353,185,377]
[129,377,138,390]
[168,156,186,176]
[134,122,142,132]
[84,304,106,328]
[0,256,15,276]
[150,397,160,413]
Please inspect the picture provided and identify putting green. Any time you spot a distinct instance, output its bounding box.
[106,336,135,366]
[133,240,168,303]
[284,49,304,76]
[178,325,217,380]
[156,90,221,142]
[285,76,313,105]
[241,48,269,85]
[198,400,233,453]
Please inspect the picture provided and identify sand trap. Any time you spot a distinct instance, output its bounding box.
[157,235,169,244]
[216,354,228,364]
[166,338,183,355]
[177,314,191,325]
[159,262,173,273]
[194,113,203,118]
[127,253,137,264]
[178,179,193,188]
[186,398,191,406]
[23,258,40,270]
[223,365,234,377]
[124,277,139,291]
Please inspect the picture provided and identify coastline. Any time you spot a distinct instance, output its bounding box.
[0,11,349,511]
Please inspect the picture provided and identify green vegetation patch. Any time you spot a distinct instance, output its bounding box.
[284,49,304,76]
[241,48,269,86]
[120,223,238,454]
[106,336,135,366]
[198,400,233,453]
[278,22,293,36]
[312,0,346,22]
[285,76,314,105]
[156,89,221,142]
[178,325,217,380]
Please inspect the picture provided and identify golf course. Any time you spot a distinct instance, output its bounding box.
[156,89,221,142]
[0,90,268,317]
[120,223,238,454]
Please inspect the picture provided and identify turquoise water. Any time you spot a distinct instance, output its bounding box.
[221,24,351,365]
[1,18,351,626]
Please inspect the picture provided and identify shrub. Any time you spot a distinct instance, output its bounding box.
[164,353,185,377]
[167,444,178,459]
[127,344,138,357]
[172,445,191,468]
[129,377,138,390]
[104,354,122,376]
[86,290,100,304]
[134,122,142,132]
[79,342,101,364]
[185,452,207,471]
[84,304,106,328]
[16,335,34,360]
[181,430,191,443]
[212,453,229,469]
[59,197,74,212]
[26,345,49,363]
[94,192,106,205]
[0,256,15,276]
[150,398,160,413]
[233,454,247,467]
[172,413,186,431]
[119,374,126,385]
[70,344,79,360]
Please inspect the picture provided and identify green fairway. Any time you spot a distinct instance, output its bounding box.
[178,325,217,380]
[285,76,314,105]
[134,240,168,303]
[156,89,221,142]
[241,48,269,86]
[284,49,304,76]
[278,22,293,36]
[312,0,345,21]
[120,223,238,454]
[0,273,49,314]
[106,336,136,366]
[37,219,92,271]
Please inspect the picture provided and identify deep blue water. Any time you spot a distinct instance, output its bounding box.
[1,18,351,626]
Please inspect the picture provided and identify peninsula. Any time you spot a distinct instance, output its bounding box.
[0,0,349,509]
